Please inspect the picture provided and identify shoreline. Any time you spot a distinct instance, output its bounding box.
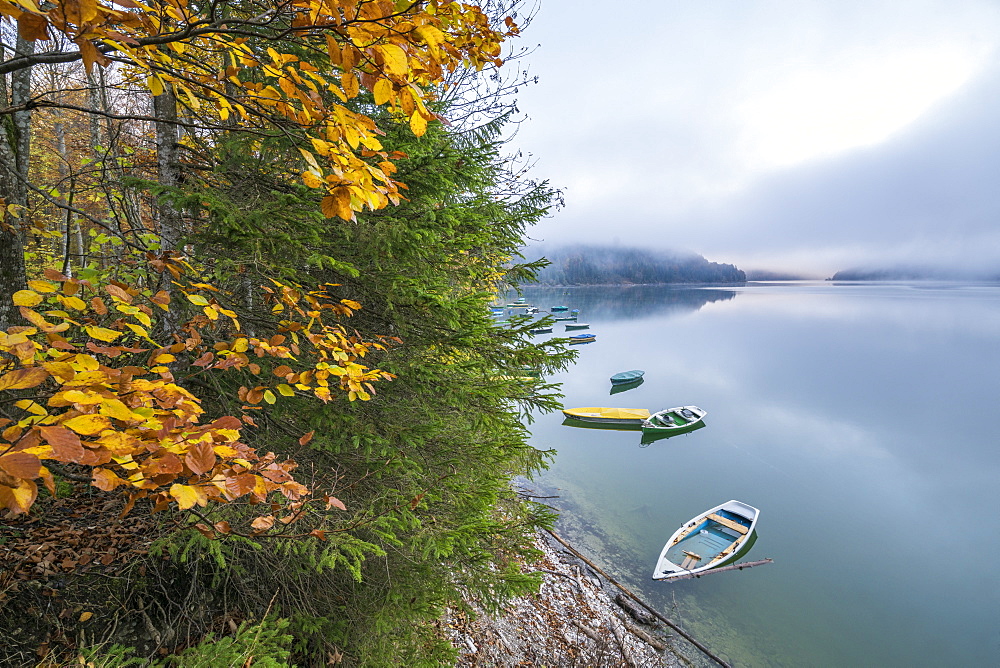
[443,530,724,667]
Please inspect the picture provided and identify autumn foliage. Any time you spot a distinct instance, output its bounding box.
[0,0,568,663]
[0,0,517,518]
[0,261,394,517]
[0,0,516,221]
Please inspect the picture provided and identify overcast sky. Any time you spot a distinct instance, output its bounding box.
[510,0,1000,276]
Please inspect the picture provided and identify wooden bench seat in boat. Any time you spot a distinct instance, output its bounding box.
[706,513,749,534]
[680,551,702,569]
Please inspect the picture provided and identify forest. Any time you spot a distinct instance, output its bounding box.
[0,1,573,665]
[529,245,746,285]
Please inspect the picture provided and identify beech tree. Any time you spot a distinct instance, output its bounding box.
[0,0,518,512]
[0,1,567,663]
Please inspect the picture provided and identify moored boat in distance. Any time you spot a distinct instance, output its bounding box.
[565,323,590,330]
[652,500,760,580]
[529,326,553,334]
[610,370,645,385]
[554,315,578,321]
[561,406,650,425]
[568,333,596,344]
[551,305,569,312]
[642,406,706,433]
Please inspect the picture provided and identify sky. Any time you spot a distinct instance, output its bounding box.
[509,0,1000,277]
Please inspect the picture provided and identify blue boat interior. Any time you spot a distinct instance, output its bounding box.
[665,511,752,568]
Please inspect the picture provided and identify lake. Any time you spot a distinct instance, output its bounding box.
[517,282,1000,667]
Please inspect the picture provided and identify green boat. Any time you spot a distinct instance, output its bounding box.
[641,406,706,433]
[565,322,590,330]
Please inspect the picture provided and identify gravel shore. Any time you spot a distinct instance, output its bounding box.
[441,531,703,667]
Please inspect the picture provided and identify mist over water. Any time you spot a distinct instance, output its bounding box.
[520,281,1000,667]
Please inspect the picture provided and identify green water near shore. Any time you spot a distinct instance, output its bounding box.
[520,282,1000,667]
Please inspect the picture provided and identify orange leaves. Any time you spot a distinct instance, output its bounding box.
[0,478,38,515]
[91,468,126,491]
[38,426,86,463]
[250,515,275,532]
[0,366,48,391]
[16,13,49,41]
[321,188,354,221]
[184,442,216,476]
[0,452,42,480]
[0,0,515,225]
[0,267,397,522]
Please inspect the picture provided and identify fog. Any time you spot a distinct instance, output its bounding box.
[510,0,1000,276]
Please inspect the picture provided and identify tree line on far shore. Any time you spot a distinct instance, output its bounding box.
[528,245,746,285]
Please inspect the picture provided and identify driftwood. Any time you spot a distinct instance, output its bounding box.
[616,592,656,625]
[610,620,640,668]
[623,618,668,652]
[546,529,741,668]
[570,619,602,643]
[659,558,774,582]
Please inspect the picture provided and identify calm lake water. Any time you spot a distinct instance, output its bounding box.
[517,282,1000,667]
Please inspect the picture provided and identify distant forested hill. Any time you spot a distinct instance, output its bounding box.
[527,245,746,285]
[830,266,1000,280]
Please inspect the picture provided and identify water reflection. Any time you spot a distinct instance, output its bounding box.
[524,281,1000,668]
[639,421,706,446]
[523,285,739,320]
[560,416,707,448]
[561,417,642,432]
[610,378,644,394]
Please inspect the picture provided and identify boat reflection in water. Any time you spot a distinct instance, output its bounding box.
[640,420,705,446]
[561,417,706,445]
[561,417,643,432]
[609,378,644,395]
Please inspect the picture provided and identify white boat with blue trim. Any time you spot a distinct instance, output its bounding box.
[652,500,760,580]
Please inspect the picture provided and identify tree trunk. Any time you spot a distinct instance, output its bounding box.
[152,85,182,342]
[0,37,34,329]
[153,85,181,252]
[0,220,27,330]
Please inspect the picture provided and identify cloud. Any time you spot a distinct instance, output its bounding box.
[697,58,1000,274]
[511,0,1000,274]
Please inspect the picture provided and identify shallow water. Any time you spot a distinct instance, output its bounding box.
[519,282,1000,667]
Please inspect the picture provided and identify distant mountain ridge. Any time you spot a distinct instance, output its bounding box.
[525,245,745,285]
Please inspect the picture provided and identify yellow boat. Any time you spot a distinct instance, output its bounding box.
[561,407,650,425]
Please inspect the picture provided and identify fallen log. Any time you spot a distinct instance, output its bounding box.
[545,528,742,668]
[623,618,668,652]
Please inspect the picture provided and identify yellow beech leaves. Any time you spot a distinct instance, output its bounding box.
[0,0,518,220]
[0,271,394,518]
